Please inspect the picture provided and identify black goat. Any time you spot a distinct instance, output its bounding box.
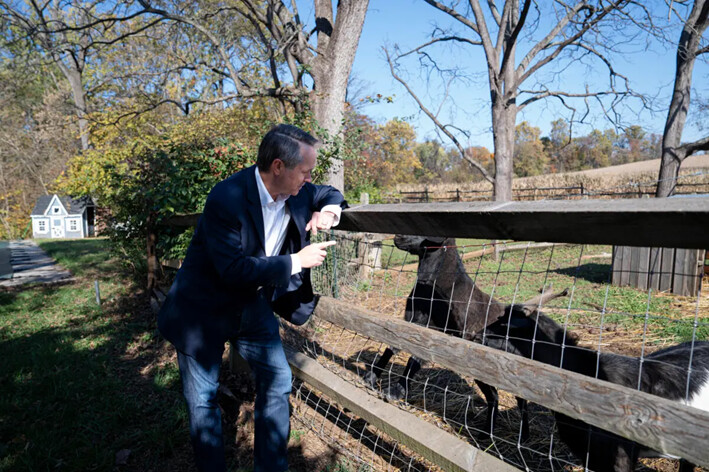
[364,235,551,439]
[477,307,709,472]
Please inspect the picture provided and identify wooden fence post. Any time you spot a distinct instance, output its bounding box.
[146,211,160,292]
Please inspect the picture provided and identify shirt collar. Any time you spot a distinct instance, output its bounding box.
[255,168,289,207]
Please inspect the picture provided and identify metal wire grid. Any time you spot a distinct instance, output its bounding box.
[291,378,438,472]
[283,232,707,471]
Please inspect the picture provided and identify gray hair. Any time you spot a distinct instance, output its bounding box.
[256,124,319,171]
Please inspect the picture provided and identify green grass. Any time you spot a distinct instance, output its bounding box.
[334,238,707,345]
[37,237,119,280]
[0,239,188,471]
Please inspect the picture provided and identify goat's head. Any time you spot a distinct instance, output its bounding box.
[393,235,453,256]
[473,305,579,357]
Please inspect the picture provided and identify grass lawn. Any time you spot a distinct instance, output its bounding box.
[0,238,191,471]
[0,238,352,472]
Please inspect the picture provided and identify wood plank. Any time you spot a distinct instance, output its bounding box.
[611,246,622,286]
[673,249,691,296]
[313,296,709,468]
[636,246,651,291]
[674,249,703,297]
[618,246,632,287]
[649,247,662,291]
[336,198,709,249]
[165,198,709,248]
[629,246,641,289]
[660,247,676,292]
[285,347,518,472]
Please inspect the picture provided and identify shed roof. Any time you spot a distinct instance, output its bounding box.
[31,195,94,216]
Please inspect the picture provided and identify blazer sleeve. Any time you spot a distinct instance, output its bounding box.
[309,184,348,213]
[200,184,292,289]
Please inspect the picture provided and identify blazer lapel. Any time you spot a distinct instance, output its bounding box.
[245,166,266,252]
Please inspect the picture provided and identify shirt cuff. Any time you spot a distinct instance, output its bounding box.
[320,205,342,226]
[290,254,302,275]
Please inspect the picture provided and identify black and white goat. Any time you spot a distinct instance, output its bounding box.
[364,235,558,439]
[476,306,709,472]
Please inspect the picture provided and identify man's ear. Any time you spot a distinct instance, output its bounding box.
[271,158,284,175]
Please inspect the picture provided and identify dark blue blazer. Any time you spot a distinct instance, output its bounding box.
[158,165,347,364]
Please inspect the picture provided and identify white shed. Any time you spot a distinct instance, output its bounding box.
[31,194,96,239]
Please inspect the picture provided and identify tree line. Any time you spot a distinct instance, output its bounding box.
[0,1,707,287]
[344,116,662,199]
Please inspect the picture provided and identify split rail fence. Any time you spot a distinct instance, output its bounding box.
[167,197,709,471]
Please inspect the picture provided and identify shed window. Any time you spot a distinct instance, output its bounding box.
[68,219,78,232]
[37,220,47,232]
[53,207,60,214]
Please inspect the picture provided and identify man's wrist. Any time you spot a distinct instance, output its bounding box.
[320,205,342,226]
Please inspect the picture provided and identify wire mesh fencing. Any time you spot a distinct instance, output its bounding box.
[283,231,708,471]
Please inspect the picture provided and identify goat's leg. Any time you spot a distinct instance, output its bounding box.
[516,397,529,442]
[363,347,395,389]
[474,380,499,439]
[385,356,422,401]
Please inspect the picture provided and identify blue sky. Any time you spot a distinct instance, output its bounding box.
[347,1,707,150]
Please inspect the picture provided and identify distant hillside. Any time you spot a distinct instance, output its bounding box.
[521,154,709,181]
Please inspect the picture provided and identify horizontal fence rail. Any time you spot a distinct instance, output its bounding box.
[164,196,709,470]
[313,296,709,468]
[338,197,709,248]
[285,346,518,472]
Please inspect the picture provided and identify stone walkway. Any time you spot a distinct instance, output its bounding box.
[0,240,73,288]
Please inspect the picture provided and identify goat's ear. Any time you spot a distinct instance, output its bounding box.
[507,315,533,330]
[499,313,533,330]
[422,236,446,247]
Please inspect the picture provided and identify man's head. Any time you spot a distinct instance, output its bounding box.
[257,124,319,196]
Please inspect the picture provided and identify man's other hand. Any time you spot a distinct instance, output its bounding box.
[305,211,336,236]
[296,241,336,269]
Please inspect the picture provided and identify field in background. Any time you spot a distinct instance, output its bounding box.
[394,155,709,201]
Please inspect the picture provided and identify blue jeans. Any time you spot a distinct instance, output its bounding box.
[177,336,292,472]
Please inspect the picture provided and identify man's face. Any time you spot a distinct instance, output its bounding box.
[278,144,316,196]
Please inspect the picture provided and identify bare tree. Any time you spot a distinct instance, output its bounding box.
[656,0,709,197]
[0,1,166,150]
[134,0,369,191]
[389,0,646,201]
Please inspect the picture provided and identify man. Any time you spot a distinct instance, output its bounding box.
[158,124,347,471]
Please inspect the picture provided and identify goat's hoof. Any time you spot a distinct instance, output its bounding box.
[384,383,406,401]
[362,371,378,390]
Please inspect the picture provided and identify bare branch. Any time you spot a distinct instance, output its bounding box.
[385,47,494,184]
[396,36,482,59]
[423,0,479,33]
[677,134,709,156]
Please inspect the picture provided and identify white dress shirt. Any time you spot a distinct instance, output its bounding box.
[255,169,341,275]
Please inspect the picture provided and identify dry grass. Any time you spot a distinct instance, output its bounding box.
[393,163,709,201]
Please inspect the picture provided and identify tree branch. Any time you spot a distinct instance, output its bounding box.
[385,47,494,183]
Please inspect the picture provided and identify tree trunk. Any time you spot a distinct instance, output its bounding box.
[491,101,516,201]
[311,0,369,192]
[657,0,709,197]
[57,61,90,151]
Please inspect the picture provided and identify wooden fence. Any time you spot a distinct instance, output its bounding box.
[612,246,705,296]
[325,197,709,470]
[385,181,709,203]
[168,197,709,471]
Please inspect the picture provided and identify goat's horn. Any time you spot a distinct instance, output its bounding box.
[519,287,569,315]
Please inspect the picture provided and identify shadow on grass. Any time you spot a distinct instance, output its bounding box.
[0,281,361,471]
[0,285,194,471]
[553,262,612,284]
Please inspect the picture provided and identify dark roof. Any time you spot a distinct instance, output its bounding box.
[31,194,94,216]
